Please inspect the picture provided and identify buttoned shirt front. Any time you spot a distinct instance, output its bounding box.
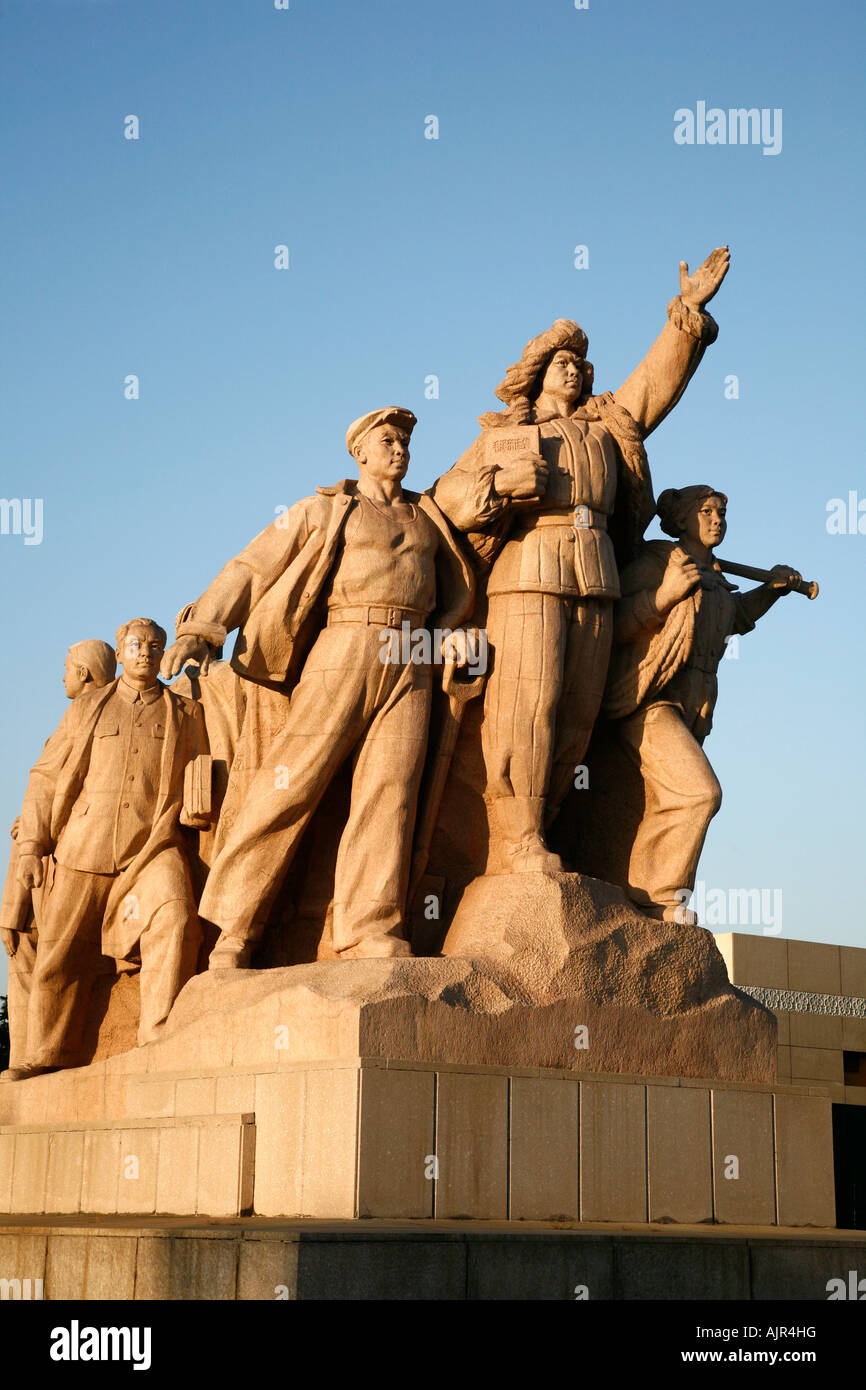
[57,678,167,873]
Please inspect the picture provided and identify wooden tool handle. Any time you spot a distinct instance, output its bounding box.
[718,559,819,600]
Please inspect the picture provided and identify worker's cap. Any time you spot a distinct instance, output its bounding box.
[345,407,417,457]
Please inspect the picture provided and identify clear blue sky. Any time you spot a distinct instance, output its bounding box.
[1,0,864,993]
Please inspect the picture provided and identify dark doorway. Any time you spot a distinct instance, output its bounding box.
[832,1104,866,1230]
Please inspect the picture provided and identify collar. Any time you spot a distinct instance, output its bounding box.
[316,479,358,497]
[117,677,163,705]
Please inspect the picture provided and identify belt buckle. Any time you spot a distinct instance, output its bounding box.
[573,505,591,529]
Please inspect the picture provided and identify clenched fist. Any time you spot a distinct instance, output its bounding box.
[160,636,213,680]
[655,552,702,616]
[17,854,43,891]
[493,452,548,502]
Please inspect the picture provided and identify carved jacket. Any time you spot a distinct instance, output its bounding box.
[603,540,756,738]
[175,480,475,687]
[430,296,719,589]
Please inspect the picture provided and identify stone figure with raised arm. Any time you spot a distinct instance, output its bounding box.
[160,408,475,966]
[430,248,730,873]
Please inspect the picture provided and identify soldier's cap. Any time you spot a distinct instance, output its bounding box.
[345,407,417,457]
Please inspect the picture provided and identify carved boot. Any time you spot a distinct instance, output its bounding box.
[643,903,698,928]
[493,796,564,874]
[1,1064,58,1082]
[208,928,261,970]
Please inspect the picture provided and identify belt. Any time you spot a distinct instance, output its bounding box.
[516,505,608,531]
[326,605,428,628]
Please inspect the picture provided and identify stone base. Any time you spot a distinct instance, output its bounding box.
[0,1056,837,1227]
[1,1216,864,1300]
[14,871,775,1086]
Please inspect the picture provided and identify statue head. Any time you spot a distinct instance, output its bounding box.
[479,320,595,427]
[115,618,167,688]
[345,407,416,486]
[657,485,728,551]
[63,639,117,699]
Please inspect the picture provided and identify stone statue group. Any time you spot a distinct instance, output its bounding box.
[1,247,809,1079]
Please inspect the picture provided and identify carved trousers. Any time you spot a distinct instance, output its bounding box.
[616,702,723,912]
[483,591,613,810]
[25,860,199,1067]
[5,929,37,1071]
[198,624,431,954]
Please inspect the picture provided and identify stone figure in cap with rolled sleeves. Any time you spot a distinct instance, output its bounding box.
[160,407,475,965]
[430,247,730,873]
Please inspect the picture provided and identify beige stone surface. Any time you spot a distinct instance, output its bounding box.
[155,1124,199,1214]
[840,945,866,999]
[119,1126,159,1216]
[127,1076,176,1120]
[81,1128,121,1215]
[510,1075,579,1221]
[254,1068,359,1218]
[357,1066,435,1219]
[82,1234,138,1300]
[216,1073,256,1113]
[10,1131,49,1213]
[714,932,788,989]
[0,1132,14,1210]
[130,1235,171,1299]
[789,1013,843,1050]
[790,1047,844,1085]
[237,1235,299,1300]
[787,940,841,995]
[0,1231,47,1284]
[72,1070,106,1123]
[44,1233,88,1299]
[443,874,776,1082]
[774,1094,836,1227]
[44,1130,85,1214]
[175,1076,216,1116]
[842,1018,866,1050]
[435,1072,508,1220]
[711,1090,776,1226]
[647,1086,712,1223]
[198,1119,255,1218]
[580,1080,647,1222]
[163,1232,239,1299]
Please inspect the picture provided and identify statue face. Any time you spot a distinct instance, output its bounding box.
[356,422,410,482]
[63,652,88,700]
[684,495,727,551]
[118,626,164,685]
[540,350,583,404]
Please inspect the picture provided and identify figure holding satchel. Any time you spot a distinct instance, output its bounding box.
[603,485,814,925]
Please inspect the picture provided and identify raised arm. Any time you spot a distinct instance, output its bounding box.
[614,247,729,439]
